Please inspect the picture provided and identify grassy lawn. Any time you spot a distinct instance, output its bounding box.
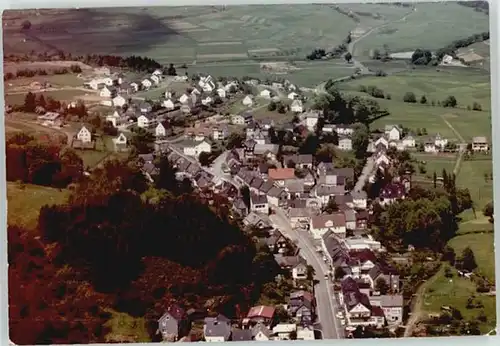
[7,182,69,230]
[104,310,151,343]
[5,89,89,105]
[340,68,491,141]
[421,266,496,334]
[413,153,457,181]
[354,2,490,56]
[448,233,495,282]
[456,157,493,210]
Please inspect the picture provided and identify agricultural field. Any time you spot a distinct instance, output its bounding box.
[7,182,69,230]
[340,68,491,141]
[5,89,89,105]
[353,2,490,57]
[4,74,84,90]
[3,5,357,61]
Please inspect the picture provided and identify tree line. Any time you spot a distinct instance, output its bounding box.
[412,32,489,65]
[4,64,82,81]
[5,52,164,73]
[8,154,280,344]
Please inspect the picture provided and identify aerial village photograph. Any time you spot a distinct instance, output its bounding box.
[3,1,496,344]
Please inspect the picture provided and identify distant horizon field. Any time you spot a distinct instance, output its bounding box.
[353,2,490,57]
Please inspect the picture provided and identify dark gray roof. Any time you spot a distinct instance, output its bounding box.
[204,315,231,339]
[251,194,268,205]
[231,328,253,341]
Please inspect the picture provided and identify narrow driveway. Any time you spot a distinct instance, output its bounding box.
[270,208,344,339]
[354,157,375,192]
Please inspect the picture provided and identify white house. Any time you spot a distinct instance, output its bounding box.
[137,114,154,129]
[402,135,416,148]
[100,86,115,98]
[217,88,227,98]
[291,99,303,113]
[424,143,439,153]
[130,82,139,92]
[296,326,315,340]
[232,112,253,125]
[112,133,128,151]
[163,99,175,110]
[155,121,169,137]
[150,75,160,85]
[305,112,319,131]
[385,125,402,141]
[434,134,448,148]
[112,95,127,107]
[76,125,92,143]
[242,95,254,107]
[202,80,216,93]
[152,69,163,76]
[105,110,127,128]
[164,91,173,99]
[272,324,297,341]
[442,54,454,64]
[259,89,272,99]
[352,191,368,210]
[202,96,213,106]
[338,137,352,151]
[141,79,153,89]
[375,136,389,150]
[370,295,404,326]
[309,213,347,239]
[87,78,104,90]
[287,92,298,100]
[183,140,212,158]
[375,152,390,166]
[336,125,354,136]
[250,194,269,214]
[472,136,489,152]
[179,94,190,104]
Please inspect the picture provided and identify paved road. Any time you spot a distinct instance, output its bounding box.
[270,208,344,339]
[354,157,375,192]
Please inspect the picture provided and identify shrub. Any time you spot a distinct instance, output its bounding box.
[403,92,417,103]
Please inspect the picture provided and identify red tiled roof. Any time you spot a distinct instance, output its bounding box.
[268,168,295,181]
[311,212,346,229]
[247,305,275,319]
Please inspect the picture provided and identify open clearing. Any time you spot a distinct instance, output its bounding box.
[354,3,489,57]
[7,182,69,230]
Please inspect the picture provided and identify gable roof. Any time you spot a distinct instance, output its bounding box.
[231,328,253,341]
[268,168,295,181]
[247,305,275,319]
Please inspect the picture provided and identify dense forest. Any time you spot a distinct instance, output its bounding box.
[8,151,279,344]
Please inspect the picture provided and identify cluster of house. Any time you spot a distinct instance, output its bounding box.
[157,298,316,343]
[322,234,404,331]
